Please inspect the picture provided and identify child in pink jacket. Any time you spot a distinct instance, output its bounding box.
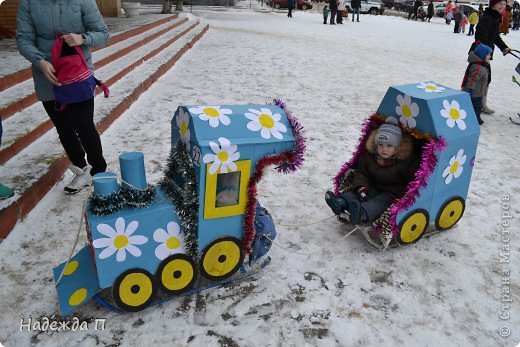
[460,14,469,33]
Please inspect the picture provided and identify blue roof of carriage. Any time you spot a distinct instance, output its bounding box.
[376,81,480,139]
[172,104,295,149]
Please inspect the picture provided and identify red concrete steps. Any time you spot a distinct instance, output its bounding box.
[0,17,196,166]
[0,17,209,239]
[0,14,179,93]
[0,15,186,122]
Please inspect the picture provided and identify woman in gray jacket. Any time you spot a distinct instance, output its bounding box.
[16,0,110,194]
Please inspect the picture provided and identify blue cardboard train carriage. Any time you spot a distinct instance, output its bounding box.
[333,82,480,248]
[53,101,305,315]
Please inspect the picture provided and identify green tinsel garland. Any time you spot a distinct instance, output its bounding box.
[88,185,156,216]
[159,141,199,259]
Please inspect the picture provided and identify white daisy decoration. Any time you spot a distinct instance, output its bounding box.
[153,221,186,261]
[440,100,467,130]
[189,105,232,128]
[176,108,191,150]
[442,149,467,184]
[93,217,148,262]
[395,94,419,129]
[416,82,445,93]
[202,137,240,175]
[245,108,287,139]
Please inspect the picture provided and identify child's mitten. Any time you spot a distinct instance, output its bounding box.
[357,186,368,202]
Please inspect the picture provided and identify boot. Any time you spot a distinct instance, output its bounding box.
[348,199,362,225]
[0,183,14,199]
[482,94,495,114]
[325,191,349,215]
[64,165,91,194]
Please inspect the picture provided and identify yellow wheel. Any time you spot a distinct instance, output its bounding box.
[435,197,465,231]
[200,237,244,281]
[156,254,197,294]
[112,269,156,312]
[397,209,429,244]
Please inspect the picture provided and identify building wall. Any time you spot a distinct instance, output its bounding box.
[0,0,19,37]
[96,0,122,17]
[0,0,119,38]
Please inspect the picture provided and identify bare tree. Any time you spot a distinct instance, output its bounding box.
[175,0,183,11]
[161,0,172,13]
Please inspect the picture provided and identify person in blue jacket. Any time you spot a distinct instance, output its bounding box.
[16,0,110,194]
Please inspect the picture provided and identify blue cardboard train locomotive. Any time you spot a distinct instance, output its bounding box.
[334,82,480,248]
[53,102,305,315]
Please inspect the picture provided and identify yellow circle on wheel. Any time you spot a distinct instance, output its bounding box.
[202,240,241,279]
[63,260,79,276]
[69,288,87,306]
[117,272,154,308]
[161,257,195,292]
[399,211,428,244]
[437,198,464,230]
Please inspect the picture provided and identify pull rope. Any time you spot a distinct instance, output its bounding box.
[266,226,358,256]
[277,214,337,227]
[55,199,87,286]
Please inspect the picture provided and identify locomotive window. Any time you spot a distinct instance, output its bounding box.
[215,172,240,207]
[204,160,251,219]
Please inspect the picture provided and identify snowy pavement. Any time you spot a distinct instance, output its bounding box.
[1,5,519,347]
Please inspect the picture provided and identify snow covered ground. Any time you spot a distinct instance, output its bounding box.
[1,6,519,347]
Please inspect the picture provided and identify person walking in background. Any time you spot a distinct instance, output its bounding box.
[16,0,110,194]
[461,42,493,125]
[408,4,414,20]
[427,0,434,22]
[330,0,338,24]
[288,0,295,17]
[323,5,330,24]
[512,1,520,31]
[445,1,453,24]
[468,10,478,35]
[351,0,360,22]
[0,118,15,200]
[500,5,512,34]
[453,6,462,33]
[470,0,512,114]
[337,0,345,24]
[412,0,422,20]
[460,13,468,33]
[478,4,484,18]
[445,0,452,14]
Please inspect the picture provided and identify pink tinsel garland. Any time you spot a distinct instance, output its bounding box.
[242,99,307,254]
[333,114,381,196]
[272,98,306,174]
[242,152,294,253]
[382,136,447,235]
[332,113,447,235]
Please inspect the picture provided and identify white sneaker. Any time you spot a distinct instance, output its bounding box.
[64,165,91,194]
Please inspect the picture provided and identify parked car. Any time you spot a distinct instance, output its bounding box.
[437,3,478,17]
[434,2,447,17]
[456,3,479,15]
[269,0,313,9]
[344,0,385,14]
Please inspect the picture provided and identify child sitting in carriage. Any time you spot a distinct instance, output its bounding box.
[325,118,420,225]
